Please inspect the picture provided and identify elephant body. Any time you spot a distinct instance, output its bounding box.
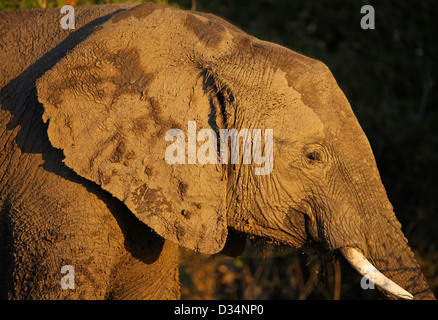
[0,3,179,300]
[0,3,435,299]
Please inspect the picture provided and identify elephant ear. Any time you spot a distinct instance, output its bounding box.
[36,4,235,254]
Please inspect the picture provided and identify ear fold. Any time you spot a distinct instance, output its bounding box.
[36,3,236,254]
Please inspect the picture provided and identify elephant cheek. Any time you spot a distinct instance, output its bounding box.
[280,207,311,248]
[308,203,368,253]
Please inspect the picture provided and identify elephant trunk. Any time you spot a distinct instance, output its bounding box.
[341,247,413,299]
[340,202,435,299]
[367,213,434,299]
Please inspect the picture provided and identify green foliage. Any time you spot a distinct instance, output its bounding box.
[2,0,437,299]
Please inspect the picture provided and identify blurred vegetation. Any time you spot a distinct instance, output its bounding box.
[2,0,437,299]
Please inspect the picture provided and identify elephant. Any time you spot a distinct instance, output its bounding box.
[0,2,435,300]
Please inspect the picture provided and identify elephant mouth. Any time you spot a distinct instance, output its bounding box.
[340,247,413,300]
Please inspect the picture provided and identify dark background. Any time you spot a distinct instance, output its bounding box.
[2,0,437,299]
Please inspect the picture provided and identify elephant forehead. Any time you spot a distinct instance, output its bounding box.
[263,67,325,141]
[185,14,226,48]
[273,47,355,138]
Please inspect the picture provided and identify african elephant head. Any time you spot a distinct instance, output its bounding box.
[36,3,434,299]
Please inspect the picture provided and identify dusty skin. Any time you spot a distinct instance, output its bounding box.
[0,3,435,299]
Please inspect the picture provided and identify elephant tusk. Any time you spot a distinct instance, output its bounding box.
[340,247,414,300]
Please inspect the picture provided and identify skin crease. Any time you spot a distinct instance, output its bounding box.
[0,3,435,299]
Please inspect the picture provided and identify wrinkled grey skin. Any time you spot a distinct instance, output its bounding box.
[0,3,435,299]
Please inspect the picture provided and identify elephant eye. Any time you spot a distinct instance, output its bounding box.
[306,151,323,162]
[303,144,327,168]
